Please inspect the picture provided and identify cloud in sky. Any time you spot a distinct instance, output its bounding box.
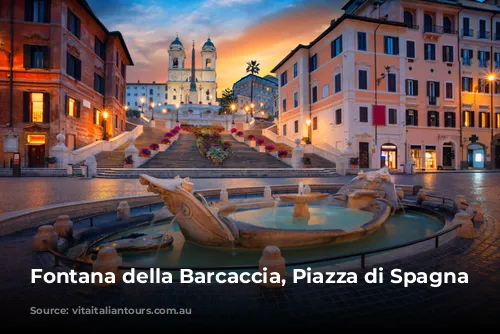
[87,0,345,93]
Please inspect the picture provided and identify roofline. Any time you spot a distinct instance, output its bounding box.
[78,0,134,65]
[271,14,407,73]
[341,0,363,10]
[232,73,279,87]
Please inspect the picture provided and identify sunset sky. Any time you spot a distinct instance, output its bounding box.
[87,0,345,94]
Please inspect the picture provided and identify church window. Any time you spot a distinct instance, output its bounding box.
[173,57,179,68]
[206,58,212,69]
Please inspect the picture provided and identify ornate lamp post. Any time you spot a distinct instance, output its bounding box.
[150,102,155,120]
[306,118,312,144]
[140,97,145,115]
[231,104,236,124]
[175,103,180,123]
[245,106,249,123]
[250,102,255,118]
[102,111,109,140]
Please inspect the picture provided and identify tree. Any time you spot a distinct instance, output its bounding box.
[245,60,260,117]
[126,109,141,118]
[219,88,237,115]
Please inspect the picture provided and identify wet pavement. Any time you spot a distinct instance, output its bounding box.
[0,173,499,329]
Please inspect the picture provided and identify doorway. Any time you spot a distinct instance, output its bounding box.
[442,142,455,168]
[467,143,485,168]
[359,142,369,168]
[28,145,45,167]
[381,143,397,169]
[496,144,500,169]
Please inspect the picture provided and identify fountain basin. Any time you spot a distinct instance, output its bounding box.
[276,193,329,219]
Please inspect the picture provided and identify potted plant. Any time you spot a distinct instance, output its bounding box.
[302,156,312,168]
[302,137,311,145]
[349,157,359,168]
[265,143,276,153]
[140,148,151,158]
[165,131,174,138]
[149,143,159,151]
[199,101,203,104]
[230,128,238,134]
[189,101,193,104]
[236,131,244,142]
[123,155,134,168]
[161,137,171,145]
[45,156,57,168]
[278,149,288,158]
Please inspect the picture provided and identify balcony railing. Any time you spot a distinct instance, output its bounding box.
[462,58,472,66]
[478,60,489,68]
[443,27,458,35]
[423,25,443,34]
[478,30,490,39]
[462,29,474,37]
[428,96,437,105]
[407,23,420,30]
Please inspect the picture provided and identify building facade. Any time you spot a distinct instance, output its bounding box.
[272,0,500,170]
[233,74,278,117]
[126,81,167,112]
[0,0,133,167]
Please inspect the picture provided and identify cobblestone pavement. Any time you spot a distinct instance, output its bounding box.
[0,173,499,329]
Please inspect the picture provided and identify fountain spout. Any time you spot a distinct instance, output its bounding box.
[298,181,304,195]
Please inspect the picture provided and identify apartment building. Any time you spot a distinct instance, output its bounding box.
[233,74,278,116]
[0,0,133,167]
[126,81,167,112]
[272,0,500,170]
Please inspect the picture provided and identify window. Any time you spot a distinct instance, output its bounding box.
[293,92,298,108]
[478,51,489,68]
[294,120,298,133]
[427,81,439,105]
[335,109,342,125]
[359,107,368,123]
[121,62,126,78]
[280,71,287,87]
[95,37,105,60]
[462,77,473,92]
[149,97,153,103]
[443,16,453,34]
[322,84,329,99]
[463,17,472,37]
[23,92,49,123]
[115,84,119,99]
[496,80,500,94]
[116,52,119,68]
[310,54,318,72]
[358,70,367,90]
[67,9,80,39]
[66,52,81,80]
[283,124,287,136]
[428,111,439,127]
[66,97,80,118]
[463,111,474,127]
[23,45,49,69]
[478,19,488,39]
[424,43,436,60]
[442,46,454,62]
[406,79,418,96]
[478,79,490,94]
[384,36,399,55]
[313,117,318,130]
[173,57,179,68]
[312,86,318,103]
[282,99,287,112]
[389,109,397,125]
[424,14,433,32]
[406,109,418,126]
[387,73,396,92]
[444,112,456,127]
[495,53,500,68]
[461,49,473,66]
[25,0,50,23]
[357,32,367,51]
[293,62,298,78]
[115,115,118,129]
[496,21,500,41]
[93,109,100,125]
[149,89,153,95]
[404,11,415,28]
[334,73,342,93]
[406,40,415,59]
[331,36,343,58]
[94,73,104,94]
[479,112,490,128]
[206,58,211,69]
[445,82,453,99]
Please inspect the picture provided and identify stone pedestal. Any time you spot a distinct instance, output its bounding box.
[85,155,97,178]
[250,140,256,148]
[92,247,122,286]
[454,195,468,211]
[53,215,73,238]
[116,201,131,221]
[220,188,229,202]
[258,146,266,153]
[258,246,285,288]
[453,211,478,239]
[292,203,310,219]
[51,134,71,168]
[416,189,428,205]
[124,136,140,168]
[466,202,484,223]
[264,186,272,200]
[291,138,304,168]
[33,225,58,251]
[149,120,156,128]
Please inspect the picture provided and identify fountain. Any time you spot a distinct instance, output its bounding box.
[275,182,329,219]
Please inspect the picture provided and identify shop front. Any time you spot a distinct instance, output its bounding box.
[23,125,50,168]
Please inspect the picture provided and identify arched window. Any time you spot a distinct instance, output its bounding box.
[206,58,212,69]
[443,16,453,34]
[403,11,414,26]
[424,14,433,32]
[173,57,179,68]
[206,89,210,100]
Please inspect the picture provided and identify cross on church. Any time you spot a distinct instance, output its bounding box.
[469,134,479,143]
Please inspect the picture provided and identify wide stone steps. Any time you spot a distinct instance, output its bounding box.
[95,168,339,179]
[304,153,336,168]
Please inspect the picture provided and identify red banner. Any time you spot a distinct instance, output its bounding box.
[373,105,386,126]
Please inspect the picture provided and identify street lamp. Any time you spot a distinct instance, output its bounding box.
[250,102,255,118]
[231,104,236,124]
[162,108,167,114]
[102,111,109,140]
[245,106,249,123]
[306,118,312,144]
[175,103,180,122]
[488,73,496,139]
[140,97,146,115]
[150,102,155,120]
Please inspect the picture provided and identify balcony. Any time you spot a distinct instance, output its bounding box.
[478,31,490,39]
[443,27,458,35]
[407,23,420,30]
[462,29,474,37]
[423,25,443,36]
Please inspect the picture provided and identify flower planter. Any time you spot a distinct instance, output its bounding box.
[350,165,358,169]
[249,140,256,148]
[236,136,244,143]
[302,164,311,168]
[123,163,132,168]
[48,164,55,168]
[159,144,169,151]
[259,146,266,153]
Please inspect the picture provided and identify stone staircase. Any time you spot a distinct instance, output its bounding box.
[94,126,166,168]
